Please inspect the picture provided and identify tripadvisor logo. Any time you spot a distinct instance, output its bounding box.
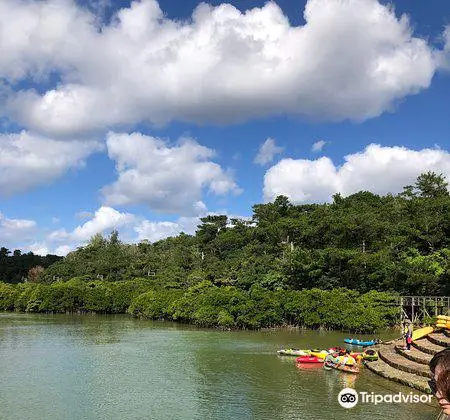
[338,388,433,409]
[338,388,358,409]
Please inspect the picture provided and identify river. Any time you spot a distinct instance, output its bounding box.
[0,313,440,420]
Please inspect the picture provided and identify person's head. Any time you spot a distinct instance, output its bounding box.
[429,348,450,415]
[345,349,350,355]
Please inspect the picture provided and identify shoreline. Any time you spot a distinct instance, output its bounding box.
[0,309,403,335]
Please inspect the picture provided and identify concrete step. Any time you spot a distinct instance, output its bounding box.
[378,346,432,378]
[428,332,450,348]
[444,329,450,338]
[412,338,447,355]
[364,358,432,394]
[395,345,433,365]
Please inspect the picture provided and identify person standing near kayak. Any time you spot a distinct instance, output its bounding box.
[403,321,412,351]
[408,322,414,338]
[429,348,450,419]
[406,333,412,351]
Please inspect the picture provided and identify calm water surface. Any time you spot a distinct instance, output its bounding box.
[0,313,440,420]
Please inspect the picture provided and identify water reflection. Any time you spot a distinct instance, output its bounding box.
[0,313,440,420]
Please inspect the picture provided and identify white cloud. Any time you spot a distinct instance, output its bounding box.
[254,138,284,165]
[49,206,135,243]
[102,132,240,215]
[46,207,195,252]
[0,131,102,195]
[0,0,439,137]
[312,140,327,153]
[134,213,250,243]
[134,221,182,243]
[29,242,49,256]
[134,217,198,243]
[27,242,72,256]
[54,245,73,256]
[0,212,37,249]
[264,144,450,203]
[437,26,450,70]
[9,206,250,255]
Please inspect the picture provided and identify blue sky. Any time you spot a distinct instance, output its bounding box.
[1,0,450,255]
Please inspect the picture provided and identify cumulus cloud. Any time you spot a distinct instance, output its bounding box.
[264,144,450,203]
[437,26,450,70]
[28,207,135,255]
[312,140,327,153]
[28,242,73,256]
[0,131,102,195]
[102,132,240,215]
[0,0,439,137]
[0,212,37,249]
[54,245,74,256]
[44,207,193,252]
[46,208,198,252]
[29,242,50,256]
[254,138,284,165]
[134,220,183,243]
[134,216,201,243]
[49,206,135,243]
[134,213,250,243]
[10,205,250,254]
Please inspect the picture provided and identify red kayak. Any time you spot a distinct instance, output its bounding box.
[295,356,324,363]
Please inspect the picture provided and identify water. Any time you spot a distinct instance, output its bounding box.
[0,313,440,420]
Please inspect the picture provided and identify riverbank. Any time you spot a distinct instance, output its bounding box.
[0,279,398,332]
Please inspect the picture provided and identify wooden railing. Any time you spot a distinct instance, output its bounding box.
[397,296,450,324]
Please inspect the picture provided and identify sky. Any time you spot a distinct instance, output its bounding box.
[1,0,450,255]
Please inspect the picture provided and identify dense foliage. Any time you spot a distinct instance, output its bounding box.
[0,280,397,332]
[129,283,398,332]
[0,248,61,283]
[35,172,450,296]
[0,278,154,314]
[1,172,449,331]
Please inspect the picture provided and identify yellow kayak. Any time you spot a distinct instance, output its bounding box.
[436,315,450,330]
[309,350,329,358]
[412,326,434,341]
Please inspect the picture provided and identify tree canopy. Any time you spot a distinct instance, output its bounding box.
[2,172,450,296]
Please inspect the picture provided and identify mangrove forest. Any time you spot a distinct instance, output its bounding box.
[1,172,449,332]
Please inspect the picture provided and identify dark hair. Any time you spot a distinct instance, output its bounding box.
[430,348,450,400]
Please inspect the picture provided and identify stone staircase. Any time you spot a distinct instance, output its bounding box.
[364,329,450,394]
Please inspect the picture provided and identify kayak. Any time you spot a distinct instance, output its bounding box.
[324,360,360,374]
[277,348,330,357]
[329,347,346,353]
[296,356,325,363]
[296,363,323,371]
[411,326,434,341]
[309,350,329,358]
[277,349,310,356]
[350,349,379,361]
[344,338,378,347]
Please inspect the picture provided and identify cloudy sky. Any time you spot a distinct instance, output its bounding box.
[1,0,450,255]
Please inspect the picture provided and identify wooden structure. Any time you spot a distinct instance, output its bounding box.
[398,296,450,325]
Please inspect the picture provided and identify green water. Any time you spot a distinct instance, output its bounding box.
[0,313,440,420]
